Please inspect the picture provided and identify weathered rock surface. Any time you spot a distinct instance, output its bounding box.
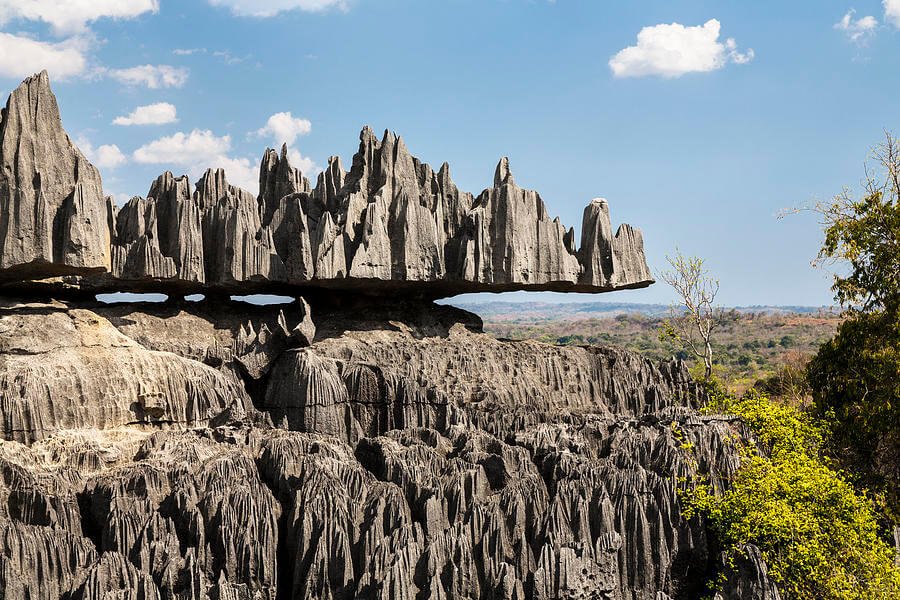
[0,69,775,600]
[0,302,251,444]
[0,297,778,598]
[0,71,111,277]
[0,73,651,298]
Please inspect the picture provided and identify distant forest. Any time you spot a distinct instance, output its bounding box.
[454,302,839,392]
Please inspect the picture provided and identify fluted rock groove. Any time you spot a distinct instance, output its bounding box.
[0,71,780,600]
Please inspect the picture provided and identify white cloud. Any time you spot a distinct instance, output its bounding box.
[133,129,258,192]
[133,129,230,165]
[113,102,178,126]
[0,32,86,79]
[255,111,312,145]
[0,0,158,35]
[609,19,753,79]
[107,64,189,89]
[884,0,900,27]
[0,2,161,84]
[253,112,318,174]
[173,48,206,56]
[288,148,319,176]
[212,50,249,65]
[835,10,878,44]
[92,144,127,169]
[211,155,258,193]
[207,0,348,18]
[76,136,127,169]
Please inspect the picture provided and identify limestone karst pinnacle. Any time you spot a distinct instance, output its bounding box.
[0,71,112,276]
[0,71,652,297]
[0,72,783,599]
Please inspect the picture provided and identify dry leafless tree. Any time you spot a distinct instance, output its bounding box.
[660,251,721,379]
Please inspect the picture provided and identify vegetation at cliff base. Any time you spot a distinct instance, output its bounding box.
[808,310,900,523]
[477,308,838,393]
[684,392,900,599]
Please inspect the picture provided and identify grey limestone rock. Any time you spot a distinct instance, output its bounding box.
[0,71,111,278]
[0,70,779,600]
[0,304,251,443]
[0,299,775,600]
[0,298,779,599]
[0,73,652,298]
[714,544,782,600]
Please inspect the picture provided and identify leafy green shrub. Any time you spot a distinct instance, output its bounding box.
[685,393,900,599]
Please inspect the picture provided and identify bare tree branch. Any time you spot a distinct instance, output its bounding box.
[660,250,721,379]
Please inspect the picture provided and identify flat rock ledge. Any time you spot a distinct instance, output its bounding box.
[0,72,651,299]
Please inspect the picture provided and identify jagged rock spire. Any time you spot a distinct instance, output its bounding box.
[0,72,653,297]
[494,156,514,186]
[0,70,111,276]
[258,143,309,226]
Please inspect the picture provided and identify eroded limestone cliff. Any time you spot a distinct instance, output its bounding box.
[0,71,780,599]
[0,297,779,600]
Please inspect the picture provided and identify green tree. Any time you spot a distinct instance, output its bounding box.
[808,310,900,521]
[805,132,900,521]
[813,133,900,312]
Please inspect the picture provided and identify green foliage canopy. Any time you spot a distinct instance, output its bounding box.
[806,133,900,521]
[808,309,900,521]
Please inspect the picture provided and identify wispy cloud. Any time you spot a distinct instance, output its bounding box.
[609,19,753,79]
[212,50,250,65]
[106,64,189,88]
[173,47,206,56]
[835,10,878,44]
[206,0,349,18]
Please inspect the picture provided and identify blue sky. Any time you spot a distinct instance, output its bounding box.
[1,0,898,306]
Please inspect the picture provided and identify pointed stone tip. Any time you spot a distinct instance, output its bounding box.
[359,125,377,144]
[9,70,53,104]
[494,157,513,187]
[21,70,50,87]
[590,197,609,206]
[280,142,289,157]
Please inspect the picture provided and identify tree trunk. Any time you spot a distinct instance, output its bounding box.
[704,341,713,379]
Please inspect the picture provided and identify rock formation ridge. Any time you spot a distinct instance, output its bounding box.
[0,72,651,297]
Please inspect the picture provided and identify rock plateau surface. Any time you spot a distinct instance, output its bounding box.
[0,72,779,600]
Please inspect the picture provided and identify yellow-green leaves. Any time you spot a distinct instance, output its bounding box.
[688,394,900,599]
